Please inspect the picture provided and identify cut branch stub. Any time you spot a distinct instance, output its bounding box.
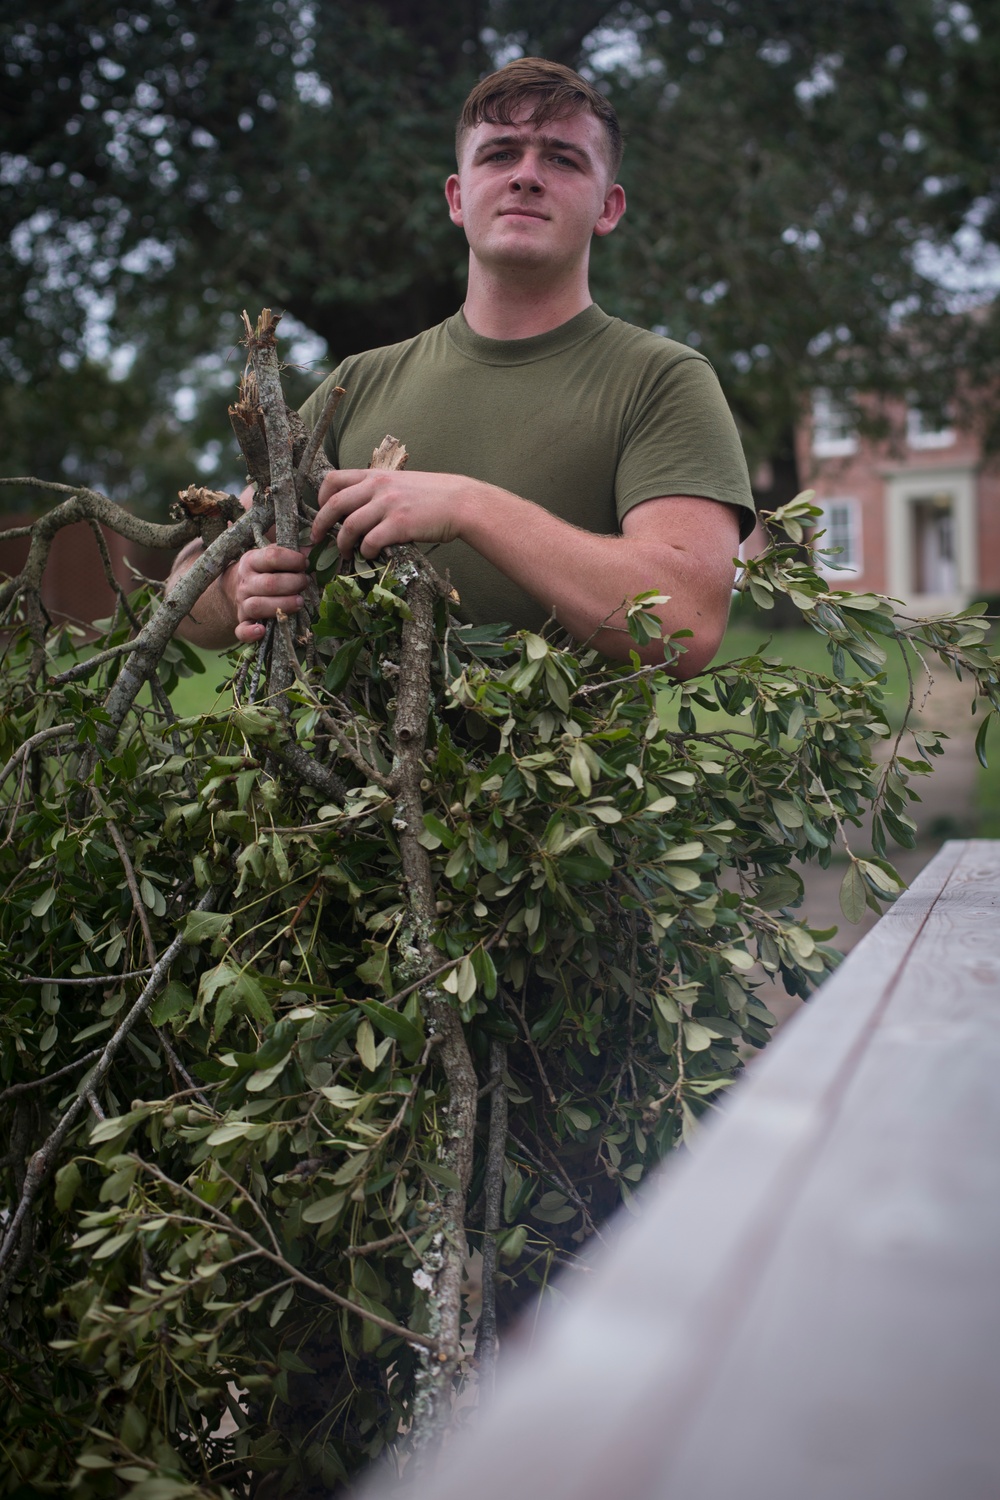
[173,486,244,546]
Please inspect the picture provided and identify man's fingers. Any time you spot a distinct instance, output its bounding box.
[317,470,369,508]
[239,569,309,599]
[251,544,308,571]
[312,478,375,543]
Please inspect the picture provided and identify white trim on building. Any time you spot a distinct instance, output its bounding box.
[811,497,863,579]
[883,464,977,610]
[811,389,859,458]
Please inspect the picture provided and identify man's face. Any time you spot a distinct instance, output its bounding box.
[445,106,625,276]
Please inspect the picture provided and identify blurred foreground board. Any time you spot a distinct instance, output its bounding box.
[374,839,1000,1500]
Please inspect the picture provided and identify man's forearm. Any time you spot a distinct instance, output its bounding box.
[454,486,738,675]
[165,541,240,649]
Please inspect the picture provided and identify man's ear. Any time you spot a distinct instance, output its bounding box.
[593,183,626,239]
[445,174,463,227]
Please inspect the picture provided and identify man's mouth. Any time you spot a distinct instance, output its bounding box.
[500,209,548,220]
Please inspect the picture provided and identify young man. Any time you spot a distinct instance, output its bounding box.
[169,59,755,675]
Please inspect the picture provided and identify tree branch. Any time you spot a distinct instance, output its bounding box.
[131,1159,440,1353]
[474,1038,507,1388]
[0,724,75,792]
[383,486,478,1450]
[99,494,274,740]
[0,887,218,1291]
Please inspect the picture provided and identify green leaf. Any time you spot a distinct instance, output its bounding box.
[683,1021,715,1052]
[54,1160,82,1212]
[358,998,424,1062]
[355,1018,378,1071]
[422,1161,461,1191]
[149,980,192,1027]
[839,863,867,924]
[302,1191,347,1225]
[31,886,56,917]
[183,910,231,944]
[975,712,992,769]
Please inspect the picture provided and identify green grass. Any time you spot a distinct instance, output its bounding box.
[167,649,235,718]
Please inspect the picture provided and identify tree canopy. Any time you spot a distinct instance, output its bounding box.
[2,0,999,509]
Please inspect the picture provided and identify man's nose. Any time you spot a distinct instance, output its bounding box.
[509,158,544,193]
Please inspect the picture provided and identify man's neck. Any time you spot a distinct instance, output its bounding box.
[461,258,594,341]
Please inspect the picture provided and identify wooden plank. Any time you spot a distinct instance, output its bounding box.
[657,837,1000,1500]
[366,842,1000,1500]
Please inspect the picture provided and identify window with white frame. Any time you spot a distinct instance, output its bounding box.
[906,399,955,450]
[811,389,858,457]
[812,498,862,577]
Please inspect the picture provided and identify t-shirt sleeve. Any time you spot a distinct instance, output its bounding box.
[615,354,756,541]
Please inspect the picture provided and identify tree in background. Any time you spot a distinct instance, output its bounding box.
[2,0,998,514]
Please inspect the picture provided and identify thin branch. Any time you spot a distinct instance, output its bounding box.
[474,1039,507,1386]
[508,1131,604,1243]
[0,1048,104,1106]
[244,309,299,695]
[16,970,153,986]
[505,986,557,1106]
[132,1159,440,1353]
[345,1231,408,1258]
[0,724,75,791]
[387,515,479,1455]
[0,887,218,1287]
[95,794,158,970]
[100,493,274,739]
[297,384,345,488]
[47,640,143,686]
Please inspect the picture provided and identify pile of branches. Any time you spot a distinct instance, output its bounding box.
[1,313,998,1499]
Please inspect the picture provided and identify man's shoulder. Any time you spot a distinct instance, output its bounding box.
[333,317,454,381]
[593,312,711,376]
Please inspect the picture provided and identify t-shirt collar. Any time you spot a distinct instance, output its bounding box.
[446,303,610,365]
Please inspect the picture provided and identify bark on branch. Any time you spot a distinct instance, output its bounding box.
[374,447,477,1450]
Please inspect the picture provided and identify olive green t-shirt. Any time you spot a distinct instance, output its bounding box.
[299,305,754,631]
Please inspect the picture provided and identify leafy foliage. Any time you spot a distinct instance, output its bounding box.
[2,481,999,1495]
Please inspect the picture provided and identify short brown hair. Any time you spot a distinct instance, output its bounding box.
[457,58,624,179]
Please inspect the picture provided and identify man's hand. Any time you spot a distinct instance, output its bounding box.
[313,469,473,556]
[223,545,310,643]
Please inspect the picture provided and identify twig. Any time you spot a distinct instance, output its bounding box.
[16,971,153,986]
[47,640,143,686]
[508,1131,603,1243]
[269,739,348,803]
[131,1159,440,1353]
[99,493,274,741]
[346,1231,408,1258]
[95,795,158,970]
[243,309,299,694]
[0,724,75,792]
[0,1048,104,1106]
[0,887,218,1288]
[474,1039,507,1386]
[247,623,273,704]
[152,1027,211,1110]
[385,514,479,1456]
[504,986,557,1106]
[297,384,345,488]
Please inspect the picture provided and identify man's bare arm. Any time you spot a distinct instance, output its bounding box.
[313,468,740,675]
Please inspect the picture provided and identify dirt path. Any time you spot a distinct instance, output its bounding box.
[757,671,980,1028]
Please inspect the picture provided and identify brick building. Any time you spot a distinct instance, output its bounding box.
[745,392,1000,612]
